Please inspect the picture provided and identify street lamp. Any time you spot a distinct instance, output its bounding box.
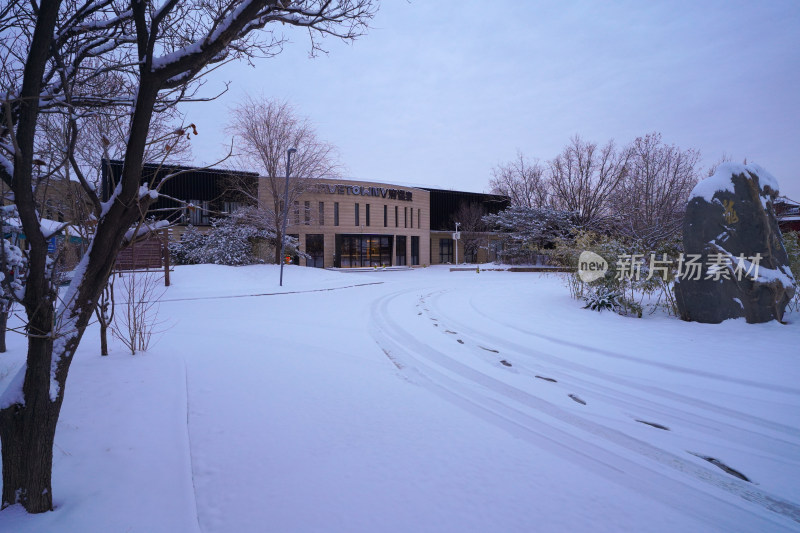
[279,147,297,287]
[454,221,461,265]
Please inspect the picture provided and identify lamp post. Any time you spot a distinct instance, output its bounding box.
[279,147,297,287]
[454,221,461,265]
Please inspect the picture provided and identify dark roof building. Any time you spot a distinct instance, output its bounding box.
[101,160,259,225]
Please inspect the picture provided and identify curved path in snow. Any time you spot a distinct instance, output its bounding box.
[369,279,800,532]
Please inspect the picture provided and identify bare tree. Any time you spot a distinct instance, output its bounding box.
[112,271,166,355]
[227,96,341,262]
[0,0,376,513]
[489,151,549,208]
[547,135,630,230]
[611,132,700,246]
[450,201,488,263]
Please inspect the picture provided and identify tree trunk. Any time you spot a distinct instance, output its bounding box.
[99,323,108,356]
[0,336,62,512]
[0,311,7,353]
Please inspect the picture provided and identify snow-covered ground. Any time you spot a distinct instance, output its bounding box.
[1,264,799,532]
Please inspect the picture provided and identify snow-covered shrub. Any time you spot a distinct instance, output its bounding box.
[784,231,800,312]
[556,230,682,318]
[191,217,263,266]
[482,206,575,264]
[170,207,294,266]
[112,271,166,355]
[169,225,207,265]
[583,288,622,312]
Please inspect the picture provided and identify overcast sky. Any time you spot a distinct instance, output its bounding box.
[182,0,800,199]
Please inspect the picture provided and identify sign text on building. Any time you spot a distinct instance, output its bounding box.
[318,184,413,202]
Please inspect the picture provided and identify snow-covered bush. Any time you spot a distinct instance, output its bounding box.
[555,230,682,318]
[482,206,575,264]
[188,216,267,266]
[784,231,800,312]
[582,288,622,312]
[170,207,310,266]
[169,225,207,265]
[1,207,27,352]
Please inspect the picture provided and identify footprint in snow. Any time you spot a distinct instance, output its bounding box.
[457,339,464,344]
[568,394,586,405]
[479,346,499,353]
[689,453,750,482]
[535,375,557,383]
[500,360,512,367]
[636,420,669,431]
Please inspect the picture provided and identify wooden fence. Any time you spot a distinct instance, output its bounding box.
[114,229,171,286]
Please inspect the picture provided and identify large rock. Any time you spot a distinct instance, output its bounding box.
[674,163,796,323]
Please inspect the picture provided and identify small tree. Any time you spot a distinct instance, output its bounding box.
[226,97,341,263]
[112,271,166,355]
[450,202,488,263]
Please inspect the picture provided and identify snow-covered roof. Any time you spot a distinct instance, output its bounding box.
[776,196,800,207]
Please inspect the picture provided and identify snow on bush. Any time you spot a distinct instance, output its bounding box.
[552,231,681,318]
[482,206,575,264]
[783,231,800,312]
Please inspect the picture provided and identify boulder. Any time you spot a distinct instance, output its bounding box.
[674,163,796,323]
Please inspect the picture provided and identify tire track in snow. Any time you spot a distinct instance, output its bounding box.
[369,288,800,530]
[463,289,800,395]
[430,288,800,444]
[425,287,800,492]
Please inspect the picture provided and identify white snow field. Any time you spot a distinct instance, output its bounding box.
[1,264,799,532]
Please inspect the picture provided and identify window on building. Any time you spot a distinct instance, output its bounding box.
[293,201,300,225]
[417,209,420,228]
[465,245,477,264]
[223,201,242,214]
[334,202,339,226]
[411,236,420,265]
[383,205,387,227]
[410,207,413,228]
[187,200,210,225]
[366,204,370,226]
[338,235,391,268]
[355,203,360,226]
[439,238,453,263]
[395,206,398,228]
[306,234,324,268]
[404,207,408,228]
[319,202,325,226]
[304,201,311,225]
[396,235,406,266]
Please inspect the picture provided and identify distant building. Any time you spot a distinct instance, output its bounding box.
[101,160,259,227]
[776,196,800,233]
[103,160,510,267]
[280,179,508,268]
